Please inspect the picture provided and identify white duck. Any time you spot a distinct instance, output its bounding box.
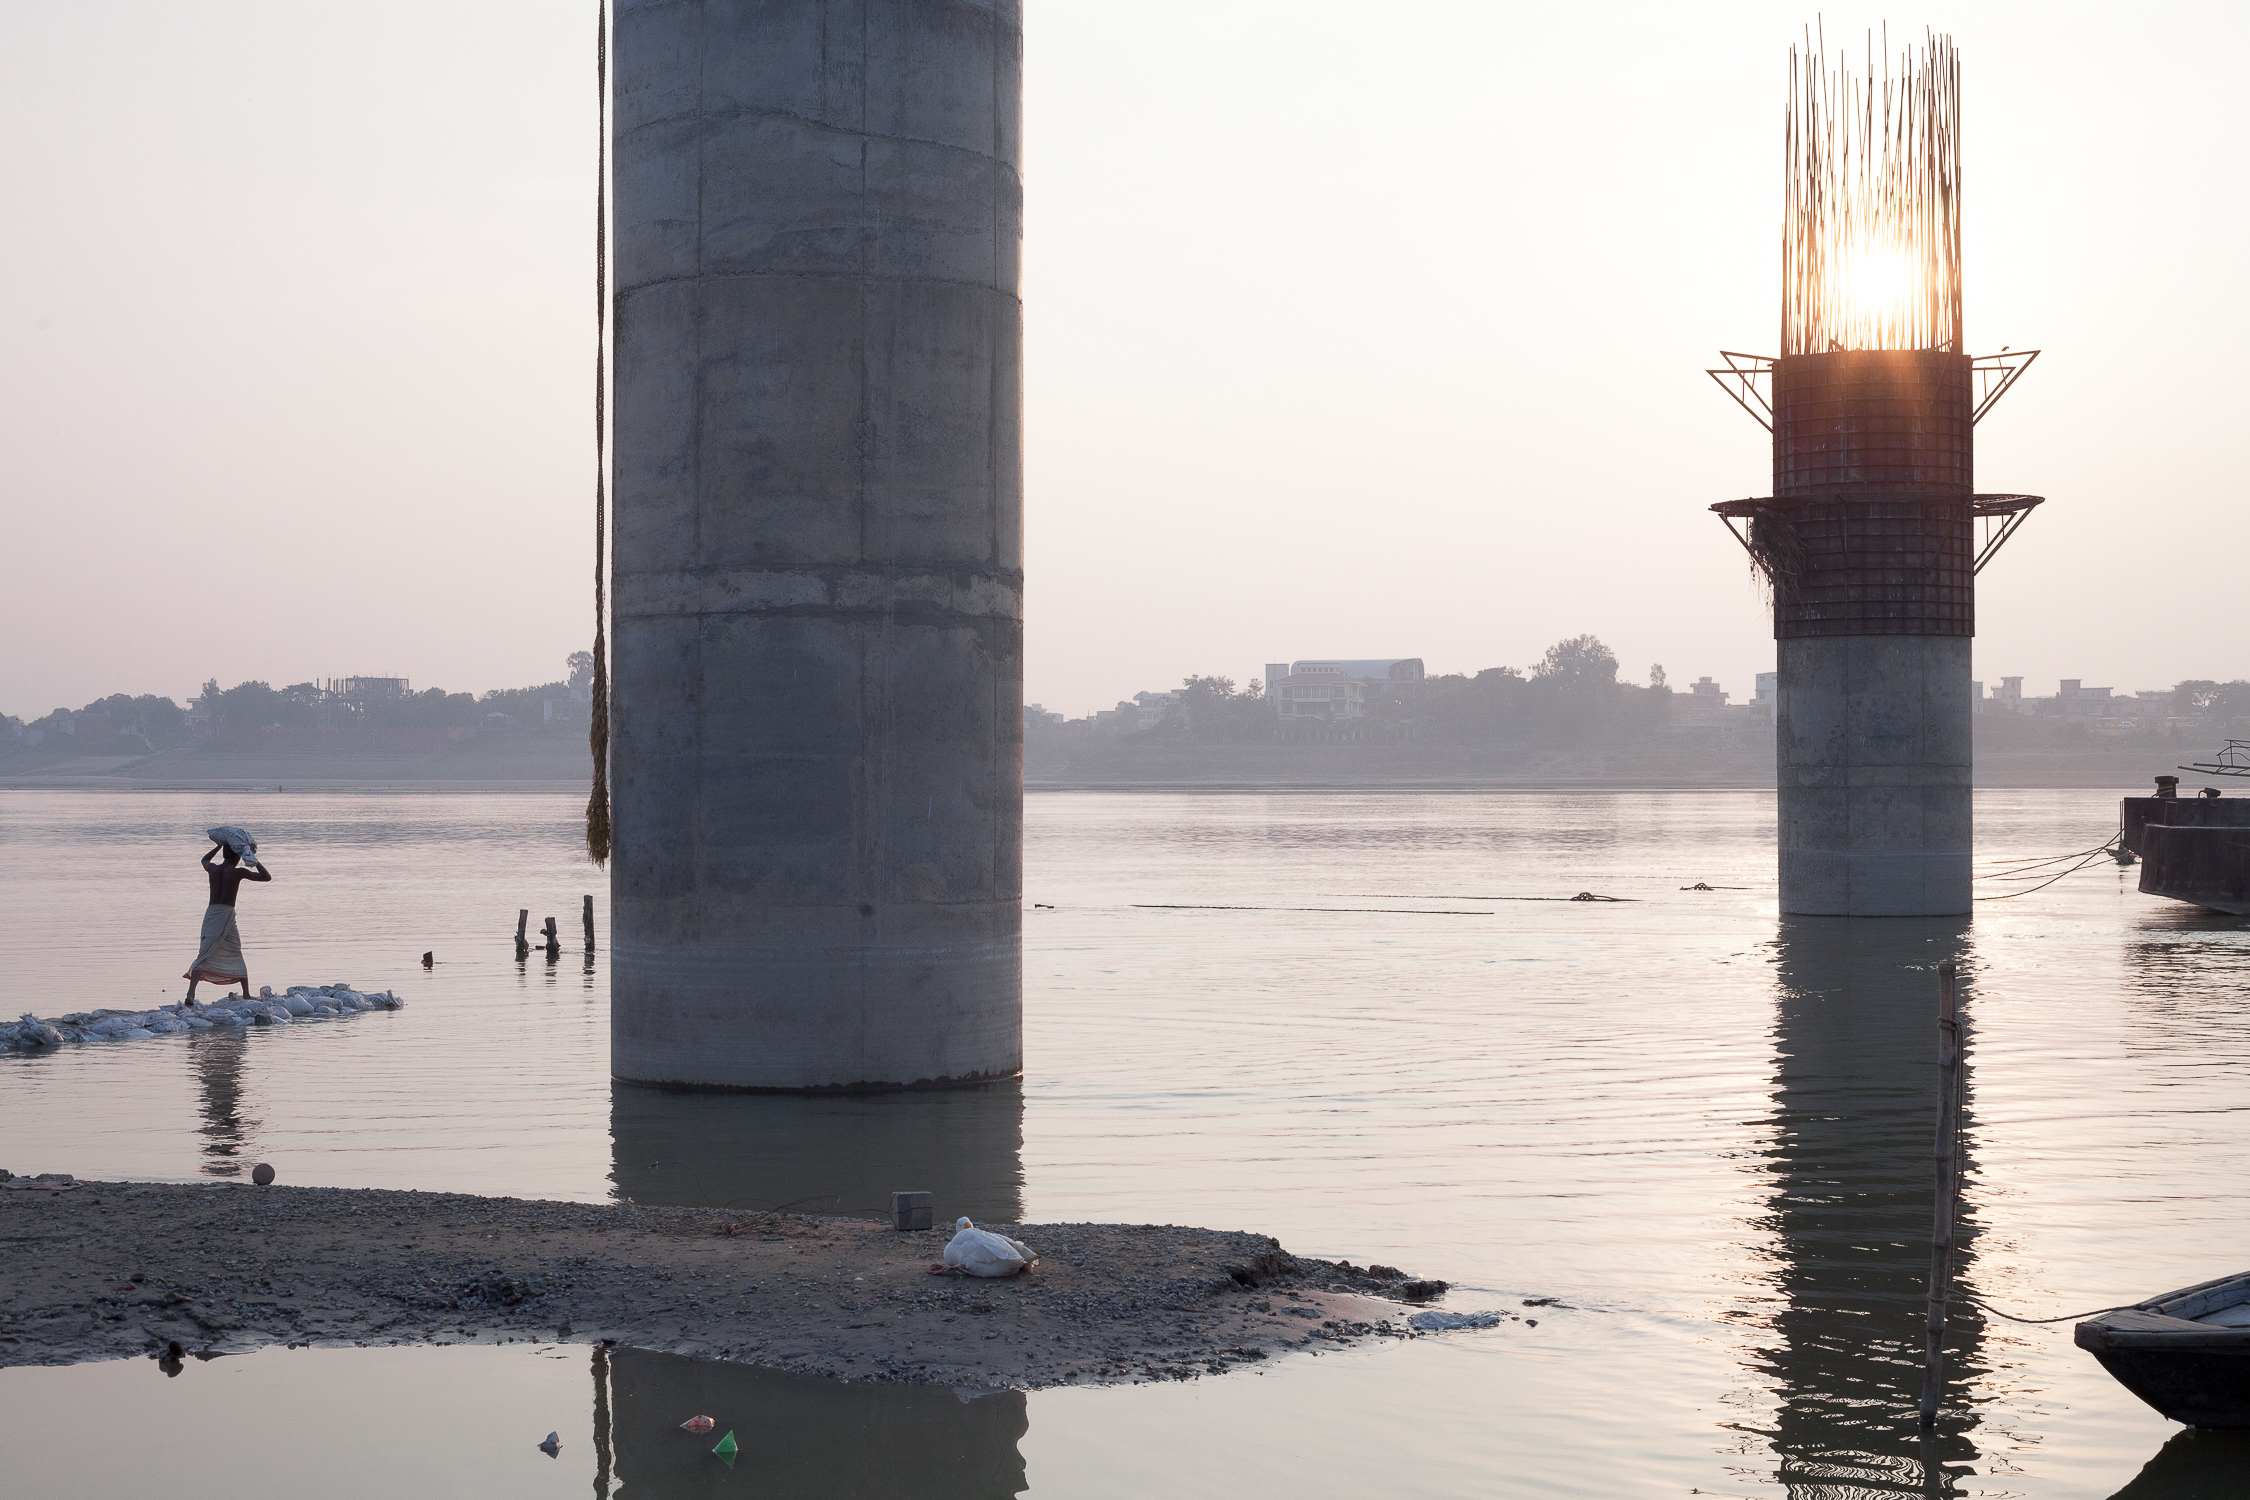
[943,1216,1037,1277]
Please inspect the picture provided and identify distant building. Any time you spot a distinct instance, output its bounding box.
[1264,658,1422,723]
[1669,677,1735,726]
[1022,703,1063,731]
[325,677,410,702]
[1131,690,1179,728]
[545,681,595,724]
[1269,670,1364,722]
[1661,676,1765,732]
[1090,690,1181,730]
[2058,679,2114,718]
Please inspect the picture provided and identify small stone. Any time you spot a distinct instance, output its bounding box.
[252,1164,276,1186]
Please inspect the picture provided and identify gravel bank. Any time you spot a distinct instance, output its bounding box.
[0,1180,1444,1387]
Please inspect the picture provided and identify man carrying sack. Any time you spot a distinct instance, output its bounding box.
[184,826,272,1004]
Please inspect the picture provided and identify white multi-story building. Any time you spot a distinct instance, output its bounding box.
[1263,659,1423,722]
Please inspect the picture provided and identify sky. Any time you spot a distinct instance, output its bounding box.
[4,1,2246,721]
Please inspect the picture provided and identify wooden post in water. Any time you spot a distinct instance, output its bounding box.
[1919,960,1963,1428]
[583,894,596,952]
[515,909,531,958]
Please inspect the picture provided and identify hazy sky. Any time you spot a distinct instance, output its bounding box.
[5,2,2245,721]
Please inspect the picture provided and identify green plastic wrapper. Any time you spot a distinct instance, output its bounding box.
[713,1430,738,1462]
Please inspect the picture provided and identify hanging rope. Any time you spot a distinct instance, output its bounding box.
[1961,1294,2134,1326]
[585,0,613,866]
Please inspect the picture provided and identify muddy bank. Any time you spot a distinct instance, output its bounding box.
[0,1181,1444,1387]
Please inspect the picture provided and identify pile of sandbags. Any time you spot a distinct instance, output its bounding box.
[1,984,405,1050]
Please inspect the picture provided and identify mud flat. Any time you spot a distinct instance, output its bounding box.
[0,1181,1443,1387]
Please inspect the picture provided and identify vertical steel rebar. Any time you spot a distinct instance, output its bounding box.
[1784,32,1959,356]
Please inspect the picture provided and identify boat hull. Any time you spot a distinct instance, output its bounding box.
[2086,1348,2250,1429]
[2079,1273,2250,1427]
[2137,823,2250,916]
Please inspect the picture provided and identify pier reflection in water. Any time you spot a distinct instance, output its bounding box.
[595,1345,1026,1498]
[1749,917,1979,1497]
[609,1080,1025,1224]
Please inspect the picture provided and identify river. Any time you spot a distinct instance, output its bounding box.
[3,787,2246,1497]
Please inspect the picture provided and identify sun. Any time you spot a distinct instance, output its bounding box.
[1828,239,1922,349]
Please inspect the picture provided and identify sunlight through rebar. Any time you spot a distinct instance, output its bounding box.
[1783,27,1961,355]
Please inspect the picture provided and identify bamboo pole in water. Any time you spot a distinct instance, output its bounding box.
[1919,960,1963,1427]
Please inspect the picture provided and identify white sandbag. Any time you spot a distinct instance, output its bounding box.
[943,1218,1038,1277]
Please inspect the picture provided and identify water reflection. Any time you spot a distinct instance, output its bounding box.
[599,1345,1026,1497]
[189,1031,256,1177]
[2121,919,2250,1012]
[2104,1428,2250,1499]
[609,1081,1025,1223]
[1748,917,1979,1497]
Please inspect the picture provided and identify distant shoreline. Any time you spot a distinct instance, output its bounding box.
[0,740,2198,796]
[0,774,2180,796]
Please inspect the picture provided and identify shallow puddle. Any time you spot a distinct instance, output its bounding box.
[0,1338,1560,1499]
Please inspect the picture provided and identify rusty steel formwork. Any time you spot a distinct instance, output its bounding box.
[1765,348,1974,639]
[1708,346,2041,640]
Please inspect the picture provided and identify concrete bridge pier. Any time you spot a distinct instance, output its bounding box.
[1766,350,1975,918]
[608,0,1024,1089]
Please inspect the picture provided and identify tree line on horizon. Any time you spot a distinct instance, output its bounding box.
[4,654,597,751]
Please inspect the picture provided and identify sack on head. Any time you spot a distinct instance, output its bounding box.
[206,825,259,867]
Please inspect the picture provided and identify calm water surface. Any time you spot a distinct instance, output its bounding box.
[4,787,2249,1498]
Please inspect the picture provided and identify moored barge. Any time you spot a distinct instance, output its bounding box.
[2121,775,2250,916]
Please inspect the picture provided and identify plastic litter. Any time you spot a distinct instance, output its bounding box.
[539,1432,561,1456]
[679,1415,715,1434]
[1408,1310,1509,1331]
[941,1217,1037,1278]
[712,1430,738,1461]
[2,1173,77,1193]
